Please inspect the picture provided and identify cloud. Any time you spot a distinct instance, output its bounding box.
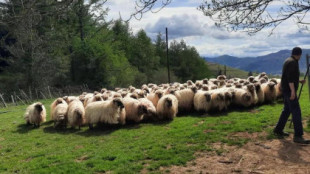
[145,14,207,38]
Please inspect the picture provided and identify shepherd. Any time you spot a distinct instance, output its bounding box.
[273,47,310,144]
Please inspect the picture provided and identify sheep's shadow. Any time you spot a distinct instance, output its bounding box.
[15,123,38,134]
[76,123,141,137]
[43,125,82,135]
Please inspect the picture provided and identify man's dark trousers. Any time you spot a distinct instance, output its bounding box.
[274,93,303,136]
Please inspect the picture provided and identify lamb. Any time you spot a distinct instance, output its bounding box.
[67,99,85,129]
[156,94,178,120]
[209,89,226,111]
[85,98,125,129]
[261,82,277,103]
[122,97,147,123]
[139,98,157,122]
[24,102,46,127]
[50,98,68,128]
[231,88,252,107]
[146,89,164,108]
[193,90,212,112]
[243,83,258,105]
[174,86,197,113]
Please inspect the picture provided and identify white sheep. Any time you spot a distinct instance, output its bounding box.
[193,90,212,112]
[122,97,147,123]
[85,98,125,129]
[24,102,46,127]
[50,98,68,128]
[67,99,85,129]
[156,94,178,120]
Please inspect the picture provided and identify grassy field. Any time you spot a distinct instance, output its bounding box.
[1,86,310,173]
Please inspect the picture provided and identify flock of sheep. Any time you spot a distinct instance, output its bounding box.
[24,73,281,129]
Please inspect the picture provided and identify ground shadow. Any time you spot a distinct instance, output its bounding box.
[278,139,310,165]
[15,123,38,134]
[43,125,82,135]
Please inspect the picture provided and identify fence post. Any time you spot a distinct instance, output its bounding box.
[48,86,53,99]
[0,94,7,108]
[29,86,32,101]
[11,95,17,106]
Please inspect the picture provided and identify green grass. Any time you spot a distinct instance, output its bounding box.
[1,86,310,173]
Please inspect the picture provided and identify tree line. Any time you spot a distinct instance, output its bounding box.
[0,0,211,94]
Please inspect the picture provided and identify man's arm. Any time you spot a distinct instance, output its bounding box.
[289,82,296,100]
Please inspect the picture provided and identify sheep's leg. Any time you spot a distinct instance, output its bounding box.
[89,124,93,130]
[26,121,31,126]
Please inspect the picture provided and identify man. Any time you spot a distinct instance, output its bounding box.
[273,47,310,144]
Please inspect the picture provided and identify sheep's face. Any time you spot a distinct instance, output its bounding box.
[254,83,261,92]
[121,92,128,98]
[202,85,209,91]
[180,86,185,90]
[113,99,124,109]
[155,91,163,99]
[95,95,103,101]
[247,84,255,93]
[183,84,188,88]
[235,84,242,88]
[219,81,226,86]
[226,84,232,88]
[213,80,219,85]
[113,94,122,99]
[244,81,250,85]
[202,78,209,84]
[138,91,145,98]
[242,93,251,102]
[225,92,233,102]
[259,72,267,78]
[239,79,245,83]
[56,98,64,105]
[268,82,276,90]
[248,76,254,82]
[204,93,211,102]
[217,75,226,81]
[216,93,225,101]
[138,105,148,115]
[165,98,173,108]
[143,88,150,94]
[94,91,99,95]
[270,78,278,84]
[101,88,107,93]
[195,83,202,89]
[168,88,176,95]
[187,80,193,85]
[260,78,267,84]
[35,104,43,112]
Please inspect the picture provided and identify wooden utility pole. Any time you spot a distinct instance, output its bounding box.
[307,54,310,100]
[166,27,171,84]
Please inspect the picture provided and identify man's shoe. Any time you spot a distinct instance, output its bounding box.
[293,136,310,144]
[273,130,289,137]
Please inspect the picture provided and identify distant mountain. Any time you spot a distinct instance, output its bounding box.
[204,49,310,75]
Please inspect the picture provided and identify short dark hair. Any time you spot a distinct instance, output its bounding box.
[292,47,302,56]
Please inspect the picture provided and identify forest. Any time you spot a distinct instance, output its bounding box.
[0,0,211,95]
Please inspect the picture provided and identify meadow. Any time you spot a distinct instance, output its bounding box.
[1,86,310,174]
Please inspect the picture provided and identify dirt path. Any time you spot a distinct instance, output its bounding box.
[160,133,310,174]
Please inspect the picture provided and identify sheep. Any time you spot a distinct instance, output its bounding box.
[243,83,258,105]
[67,99,85,129]
[254,83,265,104]
[24,102,46,127]
[275,79,282,98]
[202,78,209,85]
[217,75,226,81]
[187,80,194,86]
[261,82,277,103]
[146,89,163,108]
[50,98,68,128]
[174,86,197,113]
[139,98,157,122]
[231,88,252,107]
[122,97,147,123]
[85,98,125,129]
[83,94,104,107]
[247,76,255,83]
[63,96,78,104]
[193,90,212,112]
[156,94,178,120]
[209,89,226,111]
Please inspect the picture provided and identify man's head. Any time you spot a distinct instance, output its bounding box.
[292,47,302,60]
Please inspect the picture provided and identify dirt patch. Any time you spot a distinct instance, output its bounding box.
[74,145,84,150]
[75,155,90,163]
[160,133,310,174]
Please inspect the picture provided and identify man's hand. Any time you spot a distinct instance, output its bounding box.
[290,91,296,100]
[300,79,306,84]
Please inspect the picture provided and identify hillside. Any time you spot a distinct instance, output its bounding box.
[205,49,310,75]
[207,62,256,78]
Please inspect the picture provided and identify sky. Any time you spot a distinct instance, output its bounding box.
[104,0,310,57]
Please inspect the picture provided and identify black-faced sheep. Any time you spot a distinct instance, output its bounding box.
[24,102,46,127]
[139,98,157,122]
[193,90,212,112]
[122,97,147,123]
[231,88,252,107]
[174,86,197,113]
[67,99,85,129]
[85,98,125,129]
[243,84,258,105]
[50,98,68,128]
[254,83,265,104]
[261,82,277,103]
[156,94,178,120]
[146,89,163,108]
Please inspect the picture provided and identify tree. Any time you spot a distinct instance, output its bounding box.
[248,71,253,77]
[130,0,310,34]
